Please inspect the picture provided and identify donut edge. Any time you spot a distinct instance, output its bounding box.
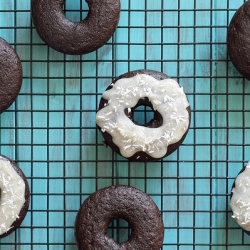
[31,0,121,55]
[227,1,250,80]
[97,69,191,162]
[74,185,164,250]
[0,154,30,239]
[0,37,23,114]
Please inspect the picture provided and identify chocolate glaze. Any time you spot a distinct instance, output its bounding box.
[31,0,120,55]
[97,69,191,162]
[0,38,22,114]
[0,154,30,239]
[227,1,250,80]
[74,185,164,250]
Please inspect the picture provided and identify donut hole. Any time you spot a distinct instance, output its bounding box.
[63,0,89,22]
[108,218,131,243]
[133,105,156,126]
[125,98,163,128]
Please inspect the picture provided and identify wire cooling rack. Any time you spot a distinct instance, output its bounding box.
[0,0,250,249]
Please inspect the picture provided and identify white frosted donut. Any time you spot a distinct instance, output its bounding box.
[230,162,250,233]
[0,155,29,237]
[96,70,190,161]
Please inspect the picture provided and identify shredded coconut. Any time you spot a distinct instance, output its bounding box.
[0,156,25,235]
[230,162,250,231]
[96,73,190,159]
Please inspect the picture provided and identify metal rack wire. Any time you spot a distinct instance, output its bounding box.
[0,0,250,249]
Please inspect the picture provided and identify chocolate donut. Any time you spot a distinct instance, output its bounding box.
[0,154,30,238]
[74,185,164,250]
[96,69,191,162]
[227,1,250,80]
[31,0,120,55]
[0,37,22,114]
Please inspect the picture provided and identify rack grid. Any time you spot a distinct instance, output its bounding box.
[0,0,250,249]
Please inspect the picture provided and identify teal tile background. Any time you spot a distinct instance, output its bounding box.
[0,0,250,249]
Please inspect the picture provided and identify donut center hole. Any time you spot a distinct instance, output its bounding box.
[108,218,131,243]
[133,105,155,126]
[64,0,89,22]
[125,101,163,128]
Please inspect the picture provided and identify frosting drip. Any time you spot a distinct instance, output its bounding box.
[230,162,250,231]
[0,156,25,235]
[96,74,190,158]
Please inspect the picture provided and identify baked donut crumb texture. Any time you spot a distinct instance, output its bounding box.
[74,185,164,250]
[227,1,250,80]
[31,0,121,55]
[0,37,22,114]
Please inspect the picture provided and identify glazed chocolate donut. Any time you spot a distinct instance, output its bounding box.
[0,37,22,114]
[0,154,30,238]
[31,0,120,55]
[74,185,164,250]
[227,1,250,80]
[96,69,191,162]
[230,162,250,235]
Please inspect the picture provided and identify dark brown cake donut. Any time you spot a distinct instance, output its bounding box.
[227,1,250,80]
[0,154,30,238]
[0,37,22,114]
[74,185,164,250]
[96,69,191,162]
[31,0,120,55]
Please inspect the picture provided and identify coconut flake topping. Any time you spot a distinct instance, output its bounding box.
[96,74,190,159]
[230,162,250,231]
[0,156,26,235]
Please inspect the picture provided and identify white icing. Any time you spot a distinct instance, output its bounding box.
[230,162,250,231]
[96,74,190,158]
[0,156,26,235]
